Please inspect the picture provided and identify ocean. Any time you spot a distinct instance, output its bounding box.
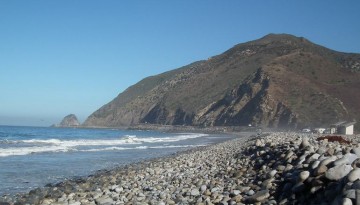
[0,126,235,196]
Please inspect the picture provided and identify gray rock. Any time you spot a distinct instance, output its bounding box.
[344,189,356,199]
[327,148,335,156]
[343,197,353,205]
[348,168,360,182]
[310,186,322,194]
[334,153,359,166]
[68,202,81,205]
[353,158,360,168]
[50,202,69,205]
[315,165,328,176]
[247,189,255,196]
[56,114,80,127]
[292,182,305,193]
[277,165,286,171]
[268,170,277,178]
[232,190,241,196]
[299,171,310,182]
[246,189,270,203]
[255,139,263,147]
[115,187,123,193]
[317,146,327,155]
[320,156,337,167]
[200,185,207,192]
[166,199,176,205]
[285,151,294,160]
[190,189,200,196]
[95,196,114,205]
[352,147,360,158]
[356,190,360,205]
[211,187,219,193]
[300,137,310,148]
[311,160,321,169]
[325,164,353,181]
[352,181,360,189]
[309,153,320,161]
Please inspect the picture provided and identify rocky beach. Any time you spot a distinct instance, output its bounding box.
[2,132,360,205]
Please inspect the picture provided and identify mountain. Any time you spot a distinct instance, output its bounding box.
[83,34,360,129]
[53,114,80,127]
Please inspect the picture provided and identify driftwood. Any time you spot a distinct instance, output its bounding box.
[317,135,350,144]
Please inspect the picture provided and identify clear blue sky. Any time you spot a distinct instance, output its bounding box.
[1,1,359,126]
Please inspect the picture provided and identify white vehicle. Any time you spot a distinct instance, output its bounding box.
[302,128,311,133]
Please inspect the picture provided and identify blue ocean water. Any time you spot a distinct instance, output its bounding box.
[0,126,234,195]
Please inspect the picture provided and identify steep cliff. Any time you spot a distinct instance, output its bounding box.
[83,34,360,129]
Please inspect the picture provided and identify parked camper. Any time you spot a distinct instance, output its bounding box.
[314,128,326,134]
[330,121,356,135]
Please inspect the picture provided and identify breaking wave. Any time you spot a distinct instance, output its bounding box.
[0,133,208,157]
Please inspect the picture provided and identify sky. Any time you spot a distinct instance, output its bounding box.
[0,1,359,126]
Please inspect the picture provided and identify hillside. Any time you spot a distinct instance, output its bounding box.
[83,34,360,129]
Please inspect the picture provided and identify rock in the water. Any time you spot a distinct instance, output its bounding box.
[53,114,80,127]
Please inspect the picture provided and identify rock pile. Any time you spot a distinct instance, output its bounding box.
[242,133,360,205]
[2,132,360,205]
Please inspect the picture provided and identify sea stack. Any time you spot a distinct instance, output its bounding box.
[56,114,80,127]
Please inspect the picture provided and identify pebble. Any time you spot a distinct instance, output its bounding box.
[299,171,310,182]
[191,189,200,196]
[348,168,360,182]
[3,132,360,205]
[268,170,277,178]
[334,153,359,166]
[300,136,310,148]
[246,189,270,203]
[247,190,255,196]
[232,190,241,196]
[325,164,353,181]
[352,147,360,158]
[342,197,353,205]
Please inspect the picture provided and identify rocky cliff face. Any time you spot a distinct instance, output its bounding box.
[193,68,297,127]
[54,114,80,127]
[83,34,360,129]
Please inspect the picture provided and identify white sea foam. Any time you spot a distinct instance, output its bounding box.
[82,144,205,152]
[0,146,74,157]
[0,133,208,157]
[149,144,207,149]
[132,133,208,143]
[84,147,131,152]
[18,133,207,146]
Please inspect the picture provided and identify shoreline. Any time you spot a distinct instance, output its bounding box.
[1,132,254,205]
[54,123,270,135]
[4,132,360,204]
